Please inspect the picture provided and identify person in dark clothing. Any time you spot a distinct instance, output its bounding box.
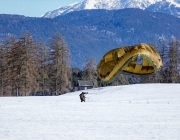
[79,92,88,102]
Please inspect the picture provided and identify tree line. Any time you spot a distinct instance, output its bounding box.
[0,32,180,96]
[0,32,73,96]
[72,36,180,88]
[139,36,180,83]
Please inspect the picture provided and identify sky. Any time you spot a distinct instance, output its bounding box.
[1,84,180,140]
[0,0,83,17]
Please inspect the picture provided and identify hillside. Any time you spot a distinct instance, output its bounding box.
[1,84,180,139]
[1,9,180,68]
[146,0,180,18]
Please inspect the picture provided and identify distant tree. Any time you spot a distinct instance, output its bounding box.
[112,74,129,86]
[4,39,25,96]
[82,58,98,88]
[126,75,140,84]
[140,74,157,83]
[36,39,49,95]
[157,36,169,83]
[21,33,39,96]
[167,37,180,83]
[4,33,39,96]
[49,32,71,95]
[2,36,21,96]
[72,68,83,88]
[0,44,6,96]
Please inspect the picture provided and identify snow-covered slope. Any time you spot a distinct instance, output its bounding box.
[146,0,180,18]
[43,2,82,18]
[43,0,161,18]
[43,0,180,18]
[1,84,180,140]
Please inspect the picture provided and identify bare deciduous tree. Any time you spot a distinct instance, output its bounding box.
[0,44,6,96]
[3,33,39,96]
[167,37,180,83]
[83,58,98,88]
[112,74,129,86]
[49,32,71,95]
[37,39,49,95]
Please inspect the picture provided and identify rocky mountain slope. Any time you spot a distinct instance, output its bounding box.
[43,0,161,18]
[43,0,180,18]
[1,9,180,68]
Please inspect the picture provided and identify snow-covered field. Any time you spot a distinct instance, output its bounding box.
[0,84,180,140]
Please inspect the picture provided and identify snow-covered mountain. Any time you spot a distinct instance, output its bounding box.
[43,0,161,18]
[43,0,180,18]
[146,0,180,18]
[43,2,82,18]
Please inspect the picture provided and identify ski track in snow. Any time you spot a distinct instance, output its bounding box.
[0,84,180,140]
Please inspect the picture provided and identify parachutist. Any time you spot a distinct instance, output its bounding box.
[79,92,88,102]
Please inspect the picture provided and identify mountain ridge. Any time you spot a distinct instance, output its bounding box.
[1,9,180,68]
[43,0,180,18]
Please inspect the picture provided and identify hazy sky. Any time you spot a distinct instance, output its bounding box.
[0,0,83,17]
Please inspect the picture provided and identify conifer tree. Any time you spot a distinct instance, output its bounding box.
[49,32,71,95]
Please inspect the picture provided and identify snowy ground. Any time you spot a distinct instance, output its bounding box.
[0,84,180,140]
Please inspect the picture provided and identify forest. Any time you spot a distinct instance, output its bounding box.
[0,32,180,96]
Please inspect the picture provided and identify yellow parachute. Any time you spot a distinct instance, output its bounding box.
[97,43,163,83]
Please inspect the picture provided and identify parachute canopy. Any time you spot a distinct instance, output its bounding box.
[97,43,163,83]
